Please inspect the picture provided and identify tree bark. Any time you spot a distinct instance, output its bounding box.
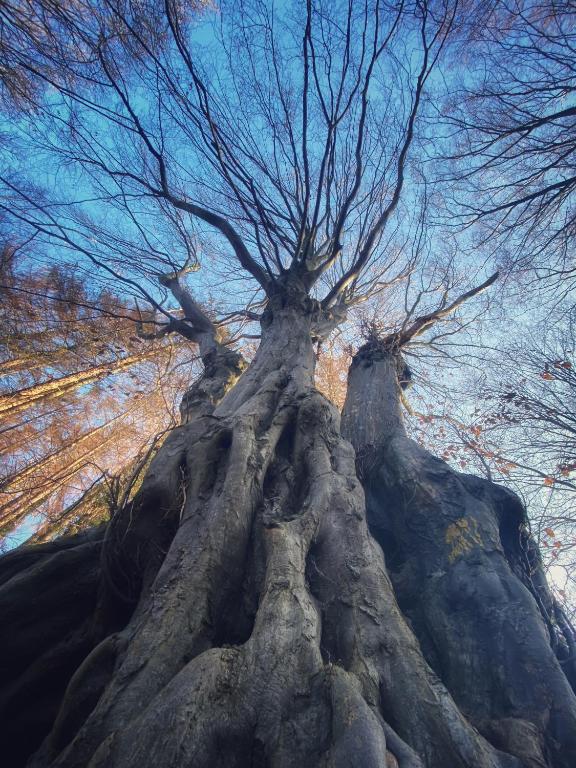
[342,340,576,768]
[1,300,574,768]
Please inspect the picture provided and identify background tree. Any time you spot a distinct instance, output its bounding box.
[442,0,576,297]
[0,243,197,543]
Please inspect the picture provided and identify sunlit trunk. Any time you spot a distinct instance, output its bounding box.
[0,351,155,418]
[1,415,125,492]
[0,431,120,537]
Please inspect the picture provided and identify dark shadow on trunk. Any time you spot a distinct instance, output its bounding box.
[0,527,105,768]
[342,341,576,768]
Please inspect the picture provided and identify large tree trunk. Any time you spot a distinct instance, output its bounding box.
[341,341,576,768]
[1,300,574,768]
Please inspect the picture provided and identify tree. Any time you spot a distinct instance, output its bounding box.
[417,324,576,618]
[441,0,576,297]
[0,246,195,541]
[0,2,575,768]
[341,299,576,767]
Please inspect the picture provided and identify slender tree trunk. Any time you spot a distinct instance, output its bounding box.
[28,478,109,545]
[0,351,156,418]
[0,430,121,537]
[0,344,79,375]
[1,414,127,492]
[1,300,575,768]
[1,355,46,374]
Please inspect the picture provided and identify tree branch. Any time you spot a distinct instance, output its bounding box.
[383,271,499,349]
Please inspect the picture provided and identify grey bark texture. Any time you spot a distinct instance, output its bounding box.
[342,340,576,768]
[1,297,574,768]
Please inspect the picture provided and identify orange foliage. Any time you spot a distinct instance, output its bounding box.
[0,250,197,544]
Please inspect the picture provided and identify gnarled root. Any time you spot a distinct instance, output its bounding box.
[34,388,526,768]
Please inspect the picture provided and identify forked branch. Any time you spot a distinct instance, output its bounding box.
[382,271,499,350]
